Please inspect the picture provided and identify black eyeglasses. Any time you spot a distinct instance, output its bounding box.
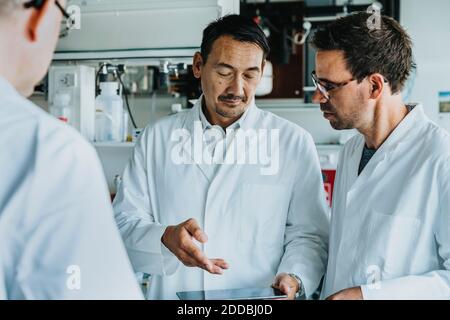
[311,70,356,101]
[24,0,69,18]
[55,0,70,19]
[312,70,389,101]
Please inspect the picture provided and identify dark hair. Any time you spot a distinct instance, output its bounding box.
[311,12,415,94]
[200,14,270,64]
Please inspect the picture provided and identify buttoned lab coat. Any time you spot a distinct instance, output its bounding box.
[322,105,450,299]
[113,98,330,299]
[0,76,142,299]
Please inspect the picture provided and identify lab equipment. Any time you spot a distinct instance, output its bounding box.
[48,65,96,141]
[123,110,129,142]
[95,82,124,142]
[54,0,235,59]
[49,92,72,123]
[158,60,188,93]
[132,128,144,142]
[96,63,138,130]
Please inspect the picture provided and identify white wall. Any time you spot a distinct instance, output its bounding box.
[401,0,450,129]
[218,0,240,15]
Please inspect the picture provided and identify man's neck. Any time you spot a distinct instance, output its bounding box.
[359,97,409,150]
[0,35,22,95]
[0,25,32,96]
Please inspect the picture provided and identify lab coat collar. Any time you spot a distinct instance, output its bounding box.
[0,75,19,99]
[350,103,426,157]
[374,103,425,154]
[181,96,260,183]
[346,104,427,192]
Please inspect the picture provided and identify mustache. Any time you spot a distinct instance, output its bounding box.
[218,94,246,102]
[320,102,335,113]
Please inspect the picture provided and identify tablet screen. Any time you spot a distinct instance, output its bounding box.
[176,287,288,300]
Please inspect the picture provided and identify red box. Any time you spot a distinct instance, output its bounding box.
[322,170,336,207]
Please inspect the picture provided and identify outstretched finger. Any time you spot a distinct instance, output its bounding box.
[184,219,208,243]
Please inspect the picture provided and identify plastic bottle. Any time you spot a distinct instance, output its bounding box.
[122,110,129,142]
[95,108,107,142]
[95,82,124,142]
[50,93,72,124]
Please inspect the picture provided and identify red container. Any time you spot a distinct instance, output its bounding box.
[322,170,336,207]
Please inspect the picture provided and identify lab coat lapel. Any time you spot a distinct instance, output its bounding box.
[345,135,365,191]
[180,99,212,183]
[346,138,387,196]
[339,106,425,266]
[373,104,425,157]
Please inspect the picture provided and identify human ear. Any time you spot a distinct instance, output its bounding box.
[192,52,204,79]
[368,73,385,99]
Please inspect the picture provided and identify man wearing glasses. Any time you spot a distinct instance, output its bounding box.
[311,12,450,299]
[0,0,142,299]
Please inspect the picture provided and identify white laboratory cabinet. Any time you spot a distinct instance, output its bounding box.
[55,0,240,60]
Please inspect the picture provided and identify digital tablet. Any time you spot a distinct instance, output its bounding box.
[176,287,288,300]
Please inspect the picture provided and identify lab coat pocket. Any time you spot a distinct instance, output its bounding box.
[367,211,421,278]
[238,183,288,246]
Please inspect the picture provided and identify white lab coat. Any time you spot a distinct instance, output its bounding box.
[113,97,330,300]
[322,105,450,300]
[0,76,143,300]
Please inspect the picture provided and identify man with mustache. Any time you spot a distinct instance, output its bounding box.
[311,12,450,299]
[113,15,330,300]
